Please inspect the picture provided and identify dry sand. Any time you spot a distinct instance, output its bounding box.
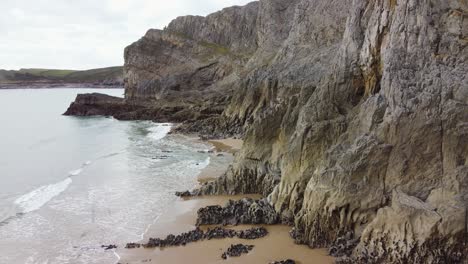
[116,138,333,264]
[208,138,243,154]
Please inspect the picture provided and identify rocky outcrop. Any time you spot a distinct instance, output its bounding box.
[66,0,467,262]
[196,198,279,226]
[222,244,255,259]
[63,92,226,123]
[64,93,126,117]
[125,226,267,249]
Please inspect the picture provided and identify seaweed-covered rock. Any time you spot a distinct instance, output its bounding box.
[237,227,268,240]
[221,244,254,259]
[269,260,296,264]
[144,228,204,247]
[125,243,141,249]
[196,198,279,226]
[126,226,268,249]
[205,227,237,240]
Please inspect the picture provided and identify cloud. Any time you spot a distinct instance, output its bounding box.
[0,0,254,70]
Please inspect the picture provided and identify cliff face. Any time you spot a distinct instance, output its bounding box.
[121,0,467,262]
[124,2,259,102]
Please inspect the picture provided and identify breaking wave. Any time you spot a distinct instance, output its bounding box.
[148,124,172,141]
[14,177,73,214]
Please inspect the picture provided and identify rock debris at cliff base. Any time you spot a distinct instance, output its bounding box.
[196,198,279,226]
[125,226,268,249]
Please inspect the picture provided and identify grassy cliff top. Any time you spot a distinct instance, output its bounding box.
[0,66,123,83]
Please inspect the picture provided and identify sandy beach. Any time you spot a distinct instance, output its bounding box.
[116,139,333,264]
[208,138,243,154]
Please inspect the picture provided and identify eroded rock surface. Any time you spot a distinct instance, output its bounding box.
[191,0,468,262]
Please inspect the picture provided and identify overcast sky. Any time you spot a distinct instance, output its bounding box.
[0,0,254,70]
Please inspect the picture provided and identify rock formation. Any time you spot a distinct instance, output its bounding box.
[195,198,279,226]
[125,227,268,249]
[66,0,467,263]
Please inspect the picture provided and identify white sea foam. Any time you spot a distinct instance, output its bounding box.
[148,124,171,140]
[181,157,211,170]
[68,168,83,176]
[14,178,73,213]
[197,157,211,169]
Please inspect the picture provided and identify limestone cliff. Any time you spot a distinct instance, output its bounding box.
[204,1,468,263]
[67,0,468,262]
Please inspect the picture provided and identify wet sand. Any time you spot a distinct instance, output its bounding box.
[116,196,333,264]
[116,138,333,264]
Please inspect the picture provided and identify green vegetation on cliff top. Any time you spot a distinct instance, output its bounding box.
[0,66,123,83]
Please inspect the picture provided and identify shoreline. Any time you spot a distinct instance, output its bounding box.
[116,138,333,264]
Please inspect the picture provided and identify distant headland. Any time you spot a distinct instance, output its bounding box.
[0,66,123,89]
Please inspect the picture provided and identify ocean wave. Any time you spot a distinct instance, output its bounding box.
[10,154,116,216]
[193,157,211,169]
[69,160,93,176]
[13,160,93,214]
[14,178,73,214]
[97,151,124,160]
[148,124,171,141]
[69,169,83,176]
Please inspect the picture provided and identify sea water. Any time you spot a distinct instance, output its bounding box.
[0,89,214,263]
